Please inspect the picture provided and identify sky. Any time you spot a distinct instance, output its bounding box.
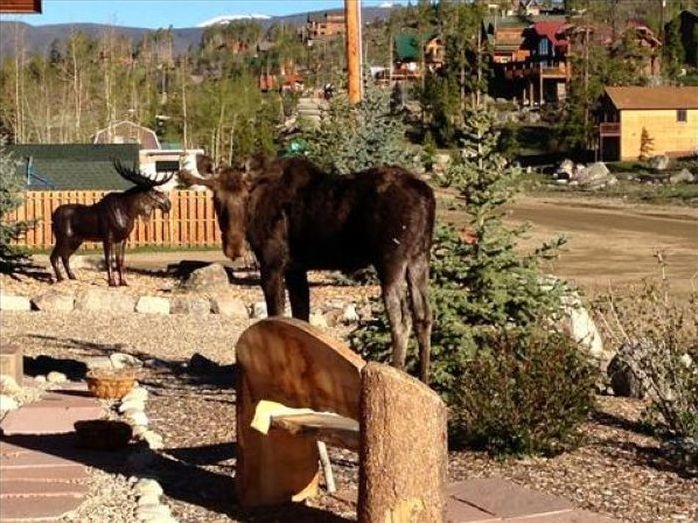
[2,0,405,29]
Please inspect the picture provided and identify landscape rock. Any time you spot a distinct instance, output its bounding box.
[650,154,670,171]
[31,290,75,312]
[123,387,149,403]
[210,294,247,318]
[136,296,171,315]
[342,304,359,324]
[46,371,67,384]
[180,263,229,292]
[132,425,149,439]
[669,168,695,185]
[119,399,146,413]
[137,493,161,506]
[309,312,328,328]
[432,153,452,174]
[134,479,164,497]
[143,430,164,449]
[75,289,136,314]
[0,394,19,411]
[137,504,172,521]
[189,353,220,374]
[84,356,112,370]
[170,296,211,315]
[0,292,31,312]
[607,352,645,399]
[110,352,142,369]
[573,162,616,189]
[126,448,156,469]
[252,301,267,319]
[124,409,149,427]
[560,294,605,361]
[0,375,22,396]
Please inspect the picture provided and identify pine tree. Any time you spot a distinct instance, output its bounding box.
[639,127,654,161]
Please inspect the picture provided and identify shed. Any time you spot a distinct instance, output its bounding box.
[92,121,160,150]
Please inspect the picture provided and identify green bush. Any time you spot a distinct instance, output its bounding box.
[450,328,598,456]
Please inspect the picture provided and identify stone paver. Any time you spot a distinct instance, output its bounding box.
[447,496,500,522]
[0,465,87,482]
[0,479,88,496]
[449,478,573,520]
[0,495,82,521]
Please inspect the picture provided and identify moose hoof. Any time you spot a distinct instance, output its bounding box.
[68,274,77,280]
[119,281,129,287]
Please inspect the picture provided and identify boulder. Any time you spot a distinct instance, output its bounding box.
[123,387,149,403]
[432,153,452,174]
[135,296,170,315]
[0,394,19,411]
[134,479,164,497]
[0,292,31,312]
[342,304,359,324]
[210,294,248,318]
[75,289,136,314]
[573,162,615,189]
[252,301,267,319]
[309,312,328,329]
[110,352,142,370]
[170,296,211,315]
[560,295,605,361]
[0,375,22,396]
[31,290,75,312]
[607,353,645,399]
[650,154,670,171]
[46,371,67,384]
[180,263,229,292]
[669,168,695,185]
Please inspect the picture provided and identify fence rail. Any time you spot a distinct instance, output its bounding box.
[7,190,221,249]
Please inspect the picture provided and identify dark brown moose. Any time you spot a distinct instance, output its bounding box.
[179,155,436,382]
[50,162,173,286]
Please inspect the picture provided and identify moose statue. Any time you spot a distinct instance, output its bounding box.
[179,155,436,382]
[50,161,173,287]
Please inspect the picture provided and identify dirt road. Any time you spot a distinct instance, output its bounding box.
[504,196,697,294]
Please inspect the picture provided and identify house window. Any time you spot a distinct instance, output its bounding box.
[677,109,687,122]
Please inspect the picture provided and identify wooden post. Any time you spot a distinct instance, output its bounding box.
[345,0,362,104]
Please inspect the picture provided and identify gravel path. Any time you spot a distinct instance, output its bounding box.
[2,270,696,522]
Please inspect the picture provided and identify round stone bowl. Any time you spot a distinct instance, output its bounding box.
[74,419,133,451]
[86,369,136,400]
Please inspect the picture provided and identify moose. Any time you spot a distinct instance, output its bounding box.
[179,155,436,382]
[50,162,173,287]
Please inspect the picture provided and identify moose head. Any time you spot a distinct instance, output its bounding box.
[113,160,174,216]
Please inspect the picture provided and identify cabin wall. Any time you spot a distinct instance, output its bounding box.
[620,109,698,160]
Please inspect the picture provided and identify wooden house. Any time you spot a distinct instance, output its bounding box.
[392,33,444,81]
[598,86,698,161]
[306,11,346,42]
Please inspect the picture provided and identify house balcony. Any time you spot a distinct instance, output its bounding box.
[599,122,621,136]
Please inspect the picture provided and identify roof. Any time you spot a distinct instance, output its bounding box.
[532,20,570,47]
[92,120,160,150]
[604,86,698,110]
[7,144,140,191]
[394,33,438,61]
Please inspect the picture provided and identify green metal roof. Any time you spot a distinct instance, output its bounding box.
[7,144,139,191]
[394,32,437,62]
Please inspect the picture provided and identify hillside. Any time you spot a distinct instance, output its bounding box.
[0,6,393,58]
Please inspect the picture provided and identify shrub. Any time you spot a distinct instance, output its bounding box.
[596,264,698,441]
[450,328,598,456]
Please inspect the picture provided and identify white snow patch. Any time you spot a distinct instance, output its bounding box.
[198,14,271,27]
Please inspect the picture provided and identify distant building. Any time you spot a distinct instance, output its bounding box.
[7,144,139,191]
[305,11,346,43]
[598,86,698,161]
[391,33,444,81]
[92,120,203,190]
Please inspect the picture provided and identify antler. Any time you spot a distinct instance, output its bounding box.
[113,160,175,188]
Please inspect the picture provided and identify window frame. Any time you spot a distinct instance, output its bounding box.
[677,109,688,122]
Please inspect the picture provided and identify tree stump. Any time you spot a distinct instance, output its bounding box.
[358,363,447,523]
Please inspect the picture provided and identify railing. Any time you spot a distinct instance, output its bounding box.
[7,190,221,249]
[599,122,621,135]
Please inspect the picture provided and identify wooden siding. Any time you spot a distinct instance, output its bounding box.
[620,109,698,161]
[7,190,220,249]
[0,0,41,13]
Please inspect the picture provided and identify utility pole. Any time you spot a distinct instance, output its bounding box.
[345,0,362,104]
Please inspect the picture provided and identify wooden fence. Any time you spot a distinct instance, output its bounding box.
[7,190,221,249]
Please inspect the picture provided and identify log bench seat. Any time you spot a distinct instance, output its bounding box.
[234,317,447,522]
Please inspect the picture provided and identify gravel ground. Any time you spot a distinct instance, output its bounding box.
[2,271,696,523]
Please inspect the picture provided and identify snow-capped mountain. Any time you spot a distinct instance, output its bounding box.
[197,14,272,27]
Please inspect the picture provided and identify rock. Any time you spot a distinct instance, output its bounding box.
[607,352,645,399]
[137,504,172,521]
[210,294,247,318]
[341,304,359,324]
[309,312,328,328]
[189,353,219,373]
[0,394,19,411]
[650,154,670,171]
[170,296,211,315]
[143,430,164,450]
[669,168,695,185]
[573,162,614,188]
[661,437,697,475]
[75,289,136,314]
[556,158,574,178]
[0,292,31,312]
[358,303,373,321]
[31,290,75,312]
[680,353,693,368]
[180,263,229,292]
[119,399,146,413]
[126,448,155,469]
[125,409,149,427]
[252,301,267,319]
[132,425,149,439]
[34,375,46,383]
[134,479,164,497]
[110,352,142,369]
[432,153,452,174]
[0,375,22,396]
[123,387,149,403]
[560,294,605,361]
[85,356,113,370]
[46,371,67,384]
[136,296,170,315]
[138,493,161,506]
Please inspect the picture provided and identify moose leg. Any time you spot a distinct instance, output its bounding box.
[285,269,310,321]
[380,262,412,371]
[260,265,286,316]
[61,239,81,280]
[116,241,128,286]
[50,245,64,282]
[103,239,117,287]
[407,255,433,383]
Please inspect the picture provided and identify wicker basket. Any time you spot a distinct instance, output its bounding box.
[86,369,136,400]
[74,420,133,451]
